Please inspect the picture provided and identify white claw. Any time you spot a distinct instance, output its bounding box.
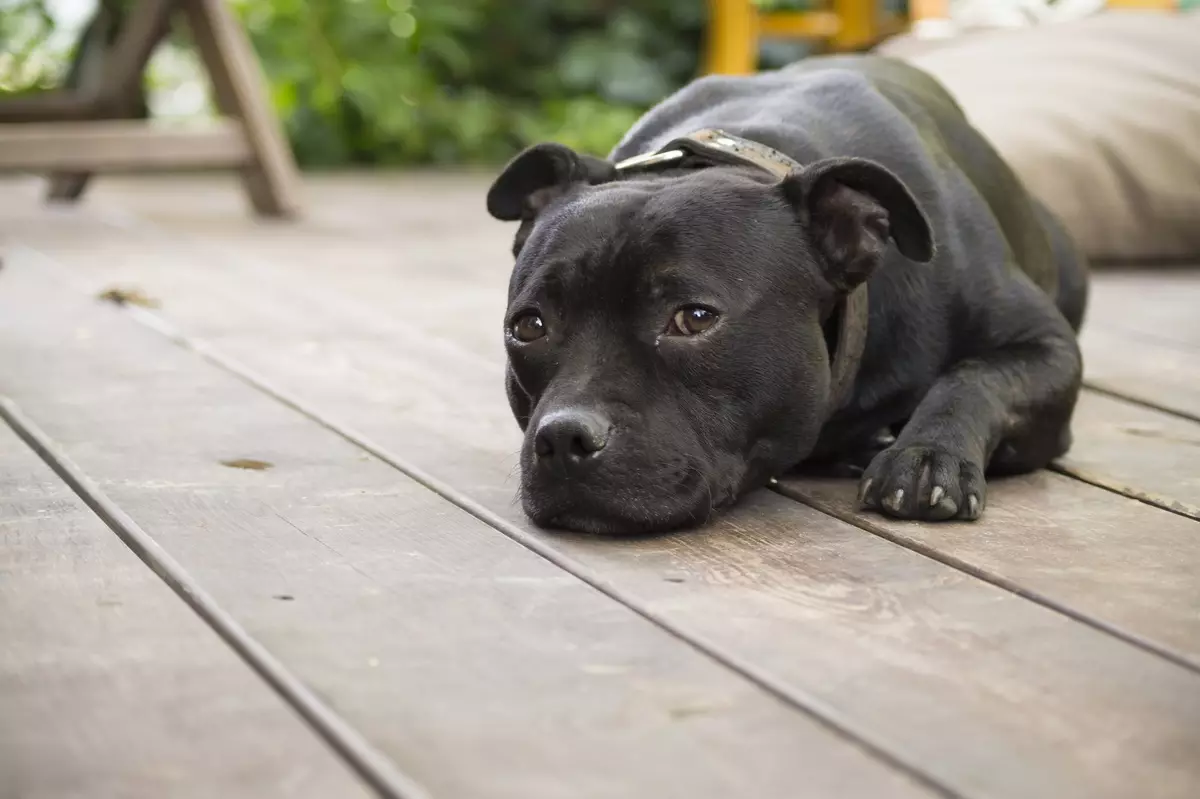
[858,479,873,505]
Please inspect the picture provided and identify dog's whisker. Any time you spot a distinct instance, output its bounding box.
[680,463,717,525]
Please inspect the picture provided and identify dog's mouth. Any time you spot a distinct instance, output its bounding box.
[521,466,724,536]
[535,502,714,536]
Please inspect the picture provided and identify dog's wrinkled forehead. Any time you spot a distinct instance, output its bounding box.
[511,170,786,299]
[518,184,652,273]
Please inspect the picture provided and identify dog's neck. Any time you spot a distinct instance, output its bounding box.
[615,129,868,420]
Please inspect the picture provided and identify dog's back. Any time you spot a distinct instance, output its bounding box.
[611,56,1086,326]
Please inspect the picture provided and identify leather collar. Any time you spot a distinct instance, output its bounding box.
[615,129,868,419]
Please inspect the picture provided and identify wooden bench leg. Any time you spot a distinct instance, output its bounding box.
[182,0,301,218]
[46,3,119,202]
[46,0,175,204]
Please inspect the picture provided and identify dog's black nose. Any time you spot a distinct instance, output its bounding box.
[534,409,611,469]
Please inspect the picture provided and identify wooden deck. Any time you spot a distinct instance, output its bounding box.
[0,173,1197,799]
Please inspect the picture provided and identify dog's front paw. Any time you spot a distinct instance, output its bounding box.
[858,445,985,521]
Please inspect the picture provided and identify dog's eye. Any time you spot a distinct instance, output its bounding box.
[668,306,719,337]
[511,313,546,342]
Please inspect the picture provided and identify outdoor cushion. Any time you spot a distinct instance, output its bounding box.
[877,11,1200,262]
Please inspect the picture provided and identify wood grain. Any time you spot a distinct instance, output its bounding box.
[7,178,1200,799]
[0,120,252,173]
[1081,326,1200,422]
[1056,390,1200,519]
[0,254,930,799]
[181,0,302,217]
[1085,270,1200,350]
[0,423,371,799]
[44,0,175,201]
[1078,270,1200,420]
[778,470,1200,661]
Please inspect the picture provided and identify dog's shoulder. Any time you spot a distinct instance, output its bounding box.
[612,57,1065,298]
[609,56,1081,362]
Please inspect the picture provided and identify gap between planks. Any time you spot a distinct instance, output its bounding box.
[0,396,432,799]
[0,419,374,799]
[770,481,1199,676]
[1048,461,1199,522]
[1080,383,1200,427]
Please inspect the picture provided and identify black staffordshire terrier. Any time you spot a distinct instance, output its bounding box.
[486,55,1088,534]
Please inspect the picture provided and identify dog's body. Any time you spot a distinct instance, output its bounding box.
[488,56,1087,534]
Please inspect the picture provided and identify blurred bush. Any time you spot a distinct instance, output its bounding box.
[0,0,59,95]
[236,0,711,167]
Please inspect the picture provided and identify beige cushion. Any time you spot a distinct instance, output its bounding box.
[878,12,1200,262]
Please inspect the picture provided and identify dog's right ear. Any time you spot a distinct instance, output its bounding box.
[486,143,616,222]
[781,157,934,292]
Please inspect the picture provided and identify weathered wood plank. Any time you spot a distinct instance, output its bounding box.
[1081,330,1200,422]
[0,423,372,799]
[1087,270,1200,350]
[1078,270,1200,420]
[45,0,176,201]
[181,0,302,216]
[9,184,1200,798]
[0,255,931,799]
[1056,390,1200,519]
[0,120,252,173]
[778,470,1200,660]
[0,92,98,123]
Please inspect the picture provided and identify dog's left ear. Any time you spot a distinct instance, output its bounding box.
[781,157,934,291]
[487,143,617,222]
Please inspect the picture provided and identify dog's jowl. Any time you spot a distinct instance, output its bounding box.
[486,55,1088,534]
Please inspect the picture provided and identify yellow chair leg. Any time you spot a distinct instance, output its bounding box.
[832,0,876,51]
[705,0,758,75]
[909,0,950,21]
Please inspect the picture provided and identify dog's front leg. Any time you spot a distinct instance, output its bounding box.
[858,321,1082,521]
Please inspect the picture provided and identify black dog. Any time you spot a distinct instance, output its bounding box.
[486,55,1087,534]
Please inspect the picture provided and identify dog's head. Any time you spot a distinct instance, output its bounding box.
[488,142,932,534]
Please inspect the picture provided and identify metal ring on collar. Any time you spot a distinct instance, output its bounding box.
[613,149,687,173]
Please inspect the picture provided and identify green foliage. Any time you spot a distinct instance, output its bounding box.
[0,0,59,94]
[234,0,710,167]
[242,0,921,167]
